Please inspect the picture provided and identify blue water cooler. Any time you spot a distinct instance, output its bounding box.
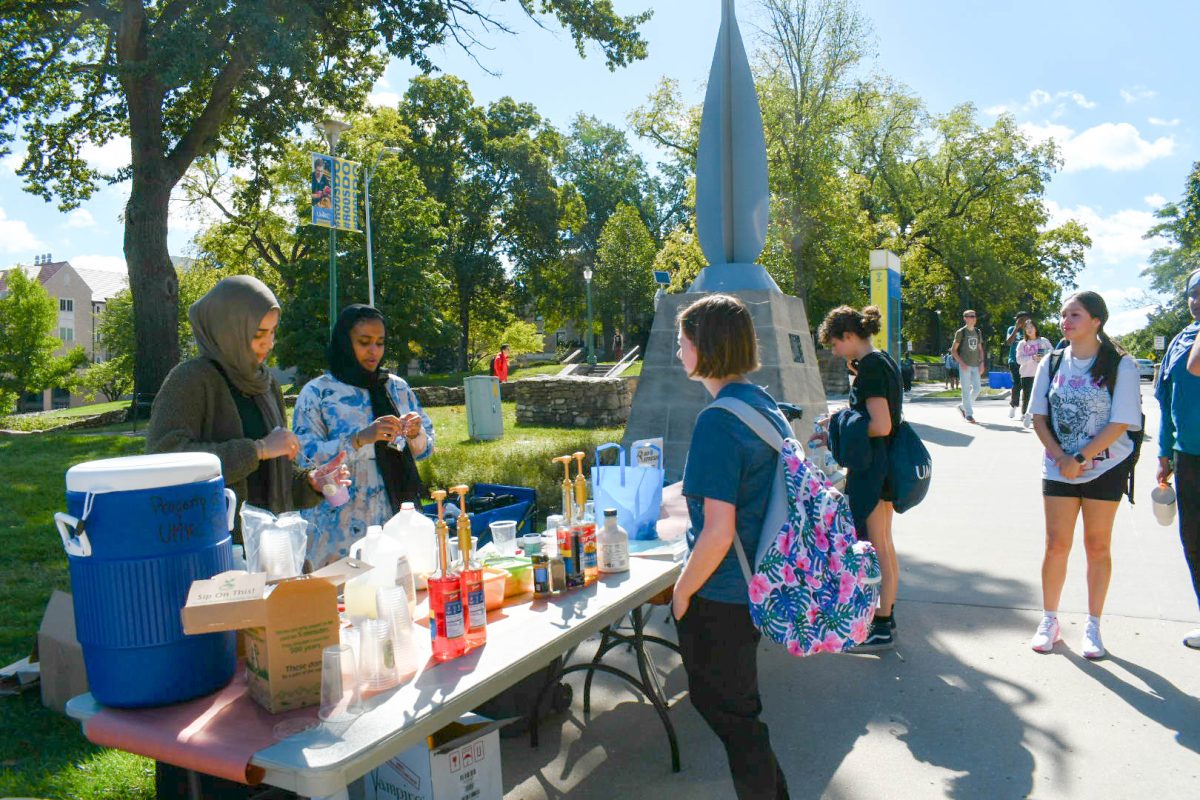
[56,452,237,708]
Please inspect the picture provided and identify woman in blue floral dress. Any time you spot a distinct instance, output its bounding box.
[293,305,435,567]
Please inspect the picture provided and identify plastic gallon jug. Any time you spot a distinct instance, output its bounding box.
[56,453,237,708]
[383,502,436,587]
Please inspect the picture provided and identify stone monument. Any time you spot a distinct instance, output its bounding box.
[622,0,829,481]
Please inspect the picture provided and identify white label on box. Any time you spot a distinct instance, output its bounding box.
[631,438,663,470]
[186,571,265,605]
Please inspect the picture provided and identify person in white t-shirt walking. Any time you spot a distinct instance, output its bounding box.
[1027,291,1142,660]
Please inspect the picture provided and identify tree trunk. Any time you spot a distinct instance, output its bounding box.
[125,169,180,401]
[457,283,471,372]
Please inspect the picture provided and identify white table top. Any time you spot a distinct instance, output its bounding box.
[68,556,681,798]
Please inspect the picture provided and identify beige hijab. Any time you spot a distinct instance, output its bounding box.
[189,275,291,511]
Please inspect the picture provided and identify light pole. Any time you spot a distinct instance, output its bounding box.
[583,267,596,365]
[364,146,401,307]
[320,118,351,335]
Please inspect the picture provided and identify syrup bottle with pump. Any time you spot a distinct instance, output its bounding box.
[552,455,583,589]
[573,451,598,585]
[451,484,487,649]
[427,489,466,661]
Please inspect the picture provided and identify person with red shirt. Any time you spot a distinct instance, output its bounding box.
[491,344,510,382]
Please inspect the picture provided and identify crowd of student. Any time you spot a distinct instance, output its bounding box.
[141,274,1199,800]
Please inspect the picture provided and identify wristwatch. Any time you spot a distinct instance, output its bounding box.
[1073,453,1087,464]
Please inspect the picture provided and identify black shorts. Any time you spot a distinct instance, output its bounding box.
[1043,456,1132,502]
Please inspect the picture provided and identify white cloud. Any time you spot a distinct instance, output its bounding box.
[1045,200,1164,266]
[1020,121,1174,172]
[65,209,96,229]
[81,136,131,173]
[0,207,46,253]
[1145,193,1167,207]
[2,146,24,174]
[1120,87,1157,104]
[1148,117,1180,127]
[367,91,401,108]
[1104,303,1157,335]
[69,254,127,273]
[986,89,1096,116]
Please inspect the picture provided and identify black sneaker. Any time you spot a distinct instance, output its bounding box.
[852,620,895,652]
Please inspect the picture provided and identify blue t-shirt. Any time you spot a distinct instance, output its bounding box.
[1007,326,1025,364]
[681,382,790,604]
[1158,324,1200,457]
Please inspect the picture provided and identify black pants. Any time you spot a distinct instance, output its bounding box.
[1009,363,1022,406]
[1019,376,1035,414]
[676,595,790,800]
[1176,452,1200,609]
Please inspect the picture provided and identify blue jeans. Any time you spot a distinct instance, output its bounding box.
[961,366,982,417]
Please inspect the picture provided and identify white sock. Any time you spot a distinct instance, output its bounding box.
[1043,610,1058,620]
[1087,614,1101,627]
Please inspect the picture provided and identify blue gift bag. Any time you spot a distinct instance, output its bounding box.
[592,443,664,540]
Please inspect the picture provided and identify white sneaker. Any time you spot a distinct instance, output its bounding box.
[1184,628,1200,650]
[1022,412,1032,429]
[1031,615,1060,653]
[1082,620,1106,660]
[1009,406,1016,419]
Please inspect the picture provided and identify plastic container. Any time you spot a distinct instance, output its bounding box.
[55,453,237,708]
[383,503,436,587]
[482,567,509,610]
[421,483,536,543]
[483,556,533,596]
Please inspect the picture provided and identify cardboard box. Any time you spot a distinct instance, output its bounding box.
[365,714,507,800]
[37,590,89,714]
[181,559,370,713]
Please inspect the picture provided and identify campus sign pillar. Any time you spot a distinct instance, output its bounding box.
[869,249,902,362]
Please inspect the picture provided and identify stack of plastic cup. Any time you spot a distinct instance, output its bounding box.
[376,586,418,682]
[259,527,297,580]
[319,644,362,722]
[393,554,417,620]
[358,618,399,691]
[489,521,518,555]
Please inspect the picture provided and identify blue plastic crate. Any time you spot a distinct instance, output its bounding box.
[422,482,537,547]
[988,371,1013,389]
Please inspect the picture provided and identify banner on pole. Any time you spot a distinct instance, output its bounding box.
[310,153,360,232]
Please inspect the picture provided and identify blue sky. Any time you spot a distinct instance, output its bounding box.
[2,0,1196,333]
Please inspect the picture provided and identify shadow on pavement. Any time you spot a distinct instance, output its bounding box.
[1075,653,1200,754]
[909,421,975,448]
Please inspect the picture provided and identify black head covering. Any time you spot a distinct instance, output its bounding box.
[327,304,424,512]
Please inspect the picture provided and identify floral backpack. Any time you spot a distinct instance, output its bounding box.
[709,398,881,656]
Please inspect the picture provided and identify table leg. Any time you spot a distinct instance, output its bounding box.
[185,769,201,800]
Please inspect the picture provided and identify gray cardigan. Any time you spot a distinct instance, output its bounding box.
[145,357,321,515]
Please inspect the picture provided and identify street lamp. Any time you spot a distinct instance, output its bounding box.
[583,267,596,366]
[320,118,351,335]
[364,146,401,307]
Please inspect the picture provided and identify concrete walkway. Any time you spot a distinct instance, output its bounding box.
[498,384,1200,799]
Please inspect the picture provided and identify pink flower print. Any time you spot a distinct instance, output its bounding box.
[808,639,827,655]
[833,534,849,555]
[806,605,819,625]
[837,570,856,603]
[806,574,823,591]
[795,554,812,573]
[822,632,844,651]
[784,451,801,472]
[787,638,805,657]
[781,564,799,586]
[829,553,843,575]
[814,530,830,552]
[778,527,794,556]
[748,573,771,604]
[850,617,871,643]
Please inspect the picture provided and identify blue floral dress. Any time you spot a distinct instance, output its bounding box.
[293,372,435,567]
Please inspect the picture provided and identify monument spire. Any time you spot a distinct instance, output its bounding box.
[691,0,779,293]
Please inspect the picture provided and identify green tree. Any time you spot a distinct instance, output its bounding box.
[0,2,650,400]
[1140,161,1200,336]
[0,269,88,413]
[594,203,657,348]
[655,225,708,293]
[77,356,134,403]
[468,314,545,370]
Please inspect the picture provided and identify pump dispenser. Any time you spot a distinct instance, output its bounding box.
[573,452,597,585]
[427,489,466,661]
[452,484,487,648]
[553,455,583,589]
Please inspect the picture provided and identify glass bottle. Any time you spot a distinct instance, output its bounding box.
[427,489,466,662]
[452,485,486,649]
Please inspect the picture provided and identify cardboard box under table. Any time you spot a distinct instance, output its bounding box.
[366,713,506,800]
[182,559,370,713]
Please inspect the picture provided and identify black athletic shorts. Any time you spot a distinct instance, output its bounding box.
[1043,456,1132,502]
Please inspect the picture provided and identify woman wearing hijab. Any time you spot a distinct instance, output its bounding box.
[293,305,436,568]
[146,275,342,522]
[1156,268,1200,650]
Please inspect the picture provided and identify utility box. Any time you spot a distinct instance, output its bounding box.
[464,376,503,441]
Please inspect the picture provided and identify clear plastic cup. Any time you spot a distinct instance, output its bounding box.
[377,587,418,682]
[518,535,543,556]
[259,528,296,580]
[358,618,399,691]
[314,458,350,507]
[489,521,518,555]
[319,644,362,722]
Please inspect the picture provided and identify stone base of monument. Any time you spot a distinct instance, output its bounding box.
[622,290,829,482]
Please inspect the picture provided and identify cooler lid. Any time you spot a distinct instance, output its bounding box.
[65,452,222,494]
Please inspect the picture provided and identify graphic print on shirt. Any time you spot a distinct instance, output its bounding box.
[1048,372,1112,466]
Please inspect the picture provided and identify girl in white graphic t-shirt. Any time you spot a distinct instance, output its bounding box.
[1015,319,1053,427]
[1028,291,1142,660]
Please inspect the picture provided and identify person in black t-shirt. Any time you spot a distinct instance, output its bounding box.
[818,304,903,651]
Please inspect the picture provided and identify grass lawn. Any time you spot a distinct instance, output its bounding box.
[0,403,627,797]
[922,387,1008,399]
[0,400,130,432]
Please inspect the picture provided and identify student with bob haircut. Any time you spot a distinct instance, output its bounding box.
[672,293,791,799]
[818,304,903,650]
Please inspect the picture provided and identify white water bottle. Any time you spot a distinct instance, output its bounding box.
[597,508,629,574]
[1152,483,1177,526]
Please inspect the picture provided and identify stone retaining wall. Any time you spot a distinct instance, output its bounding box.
[513,375,635,428]
[412,381,519,407]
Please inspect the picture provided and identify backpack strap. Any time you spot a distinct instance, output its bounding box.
[1043,342,1068,450]
[705,397,788,582]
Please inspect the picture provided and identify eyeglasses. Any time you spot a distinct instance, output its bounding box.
[963,314,976,319]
